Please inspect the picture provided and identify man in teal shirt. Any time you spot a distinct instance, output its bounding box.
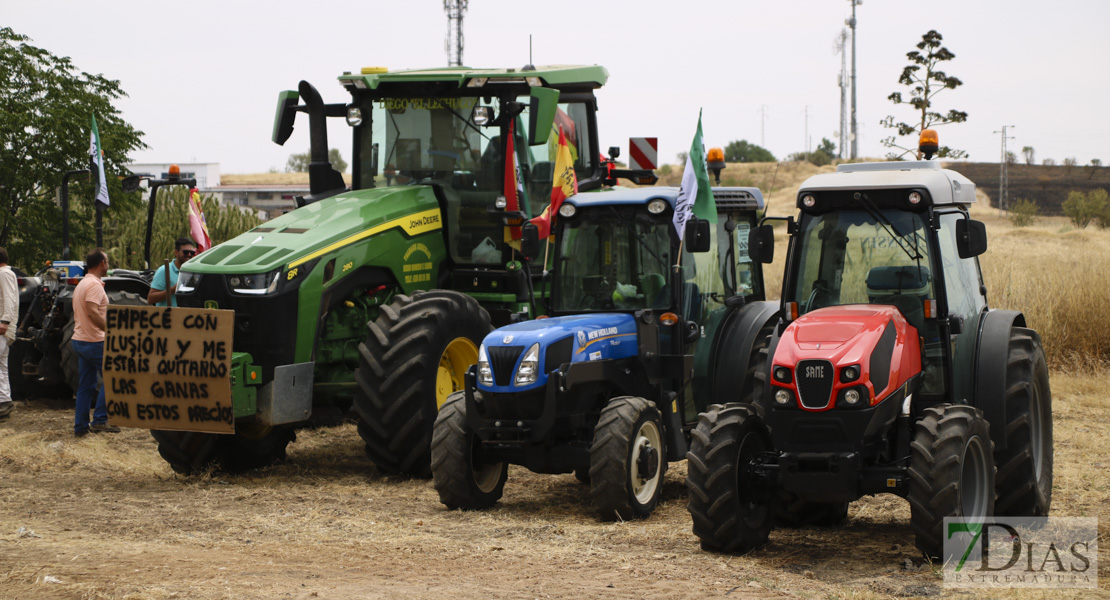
[148,237,196,307]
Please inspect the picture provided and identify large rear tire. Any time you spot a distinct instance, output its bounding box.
[589,396,666,520]
[994,327,1053,517]
[151,423,296,475]
[353,291,491,477]
[908,404,996,558]
[686,403,774,553]
[709,320,774,412]
[431,392,507,510]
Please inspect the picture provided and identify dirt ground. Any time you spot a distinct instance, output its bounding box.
[1,372,1107,600]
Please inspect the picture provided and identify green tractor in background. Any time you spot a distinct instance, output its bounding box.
[157,65,656,474]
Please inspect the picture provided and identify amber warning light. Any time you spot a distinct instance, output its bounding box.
[919,129,939,160]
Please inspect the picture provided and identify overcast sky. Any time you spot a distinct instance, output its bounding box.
[6,0,1108,174]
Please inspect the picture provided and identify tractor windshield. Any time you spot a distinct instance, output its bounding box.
[788,209,933,331]
[552,207,673,312]
[352,93,595,266]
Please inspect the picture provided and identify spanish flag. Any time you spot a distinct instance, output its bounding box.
[187,189,213,252]
[529,126,577,239]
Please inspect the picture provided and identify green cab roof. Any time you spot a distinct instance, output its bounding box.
[338,64,609,90]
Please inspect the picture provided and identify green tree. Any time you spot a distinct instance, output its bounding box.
[817,138,837,157]
[880,30,968,160]
[1062,189,1108,229]
[1009,198,1038,227]
[0,27,145,271]
[286,148,347,173]
[1022,146,1035,165]
[723,140,776,163]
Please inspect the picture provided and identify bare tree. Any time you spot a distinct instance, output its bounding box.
[880,30,968,159]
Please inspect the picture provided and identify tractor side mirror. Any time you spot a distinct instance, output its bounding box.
[956,219,987,258]
[748,224,775,264]
[684,218,711,253]
[520,222,540,259]
[272,90,300,145]
[527,87,560,146]
[120,175,143,193]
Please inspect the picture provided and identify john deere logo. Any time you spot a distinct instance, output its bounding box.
[204,300,219,309]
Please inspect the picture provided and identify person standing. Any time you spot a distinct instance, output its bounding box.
[0,247,18,419]
[71,248,120,436]
[147,237,196,307]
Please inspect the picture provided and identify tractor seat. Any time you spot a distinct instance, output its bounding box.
[866,266,930,332]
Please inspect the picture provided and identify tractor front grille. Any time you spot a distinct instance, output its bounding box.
[488,345,524,387]
[796,359,834,409]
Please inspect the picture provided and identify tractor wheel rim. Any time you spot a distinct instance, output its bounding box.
[1031,383,1048,481]
[436,337,478,410]
[961,434,990,517]
[737,430,769,526]
[630,420,662,503]
[473,452,503,494]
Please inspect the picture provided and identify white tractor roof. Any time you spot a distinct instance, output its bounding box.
[798,160,976,206]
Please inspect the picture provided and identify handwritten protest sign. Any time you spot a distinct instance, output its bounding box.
[104,306,235,433]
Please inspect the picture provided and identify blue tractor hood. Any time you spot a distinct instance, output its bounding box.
[478,313,639,393]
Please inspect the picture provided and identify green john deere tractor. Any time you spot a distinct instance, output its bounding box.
[153,65,656,474]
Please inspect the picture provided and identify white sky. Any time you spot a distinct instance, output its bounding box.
[7,0,1109,173]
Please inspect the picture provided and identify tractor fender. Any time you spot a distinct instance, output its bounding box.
[973,309,1027,451]
[699,300,779,410]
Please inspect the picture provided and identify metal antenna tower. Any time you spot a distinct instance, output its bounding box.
[836,29,849,159]
[847,0,861,159]
[444,0,468,67]
[994,125,1016,212]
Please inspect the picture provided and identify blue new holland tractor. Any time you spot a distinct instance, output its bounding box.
[431,185,777,520]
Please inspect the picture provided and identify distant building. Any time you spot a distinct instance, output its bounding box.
[125,162,220,189]
[124,162,317,220]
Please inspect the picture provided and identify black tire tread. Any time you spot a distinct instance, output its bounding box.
[686,403,773,553]
[353,291,491,477]
[430,392,507,510]
[150,426,295,475]
[994,327,1053,517]
[589,396,664,521]
[907,404,996,558]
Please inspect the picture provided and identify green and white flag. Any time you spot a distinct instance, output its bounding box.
[673,109,715,240]
[89,114,110,206]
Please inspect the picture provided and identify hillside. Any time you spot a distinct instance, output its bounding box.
[945,162,1108,215]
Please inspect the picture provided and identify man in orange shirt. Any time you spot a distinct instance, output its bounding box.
[70,249,120,437]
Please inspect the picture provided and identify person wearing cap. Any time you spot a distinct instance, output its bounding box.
[148,238,196,307]
[0,246,18,419]
[71,248,120,436]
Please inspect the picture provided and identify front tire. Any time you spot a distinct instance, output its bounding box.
[907,404,996,558]
[994,327,1053,517]
[686,403,773,553]
[589,396,665,520]
[353,291,491,477]
[151,423,295,475]
[431,392,507,510]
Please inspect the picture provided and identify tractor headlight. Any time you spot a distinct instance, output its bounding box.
[230,270,281,295]
[647,199,667,214]
[177,271,200,293]
[477,344,493,386]
[802,194,816,208]
[841,365,860,382]
[558,203,576,218]
[774,389,791,405]
[514,343,540,386]
[346,107,363,127]
[773,366,792,383]
[844,389,861,405]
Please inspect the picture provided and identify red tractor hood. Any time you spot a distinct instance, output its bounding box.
[773,305,922,410]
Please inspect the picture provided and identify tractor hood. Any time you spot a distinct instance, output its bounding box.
[181,185,441,274]
[478,313,638,393]
[772,305,922,411]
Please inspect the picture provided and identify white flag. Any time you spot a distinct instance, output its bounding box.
[89,114,110,206]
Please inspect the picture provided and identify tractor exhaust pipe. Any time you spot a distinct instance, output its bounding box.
[297,81,346,204]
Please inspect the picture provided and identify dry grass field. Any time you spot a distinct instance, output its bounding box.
[1,161,1107,599]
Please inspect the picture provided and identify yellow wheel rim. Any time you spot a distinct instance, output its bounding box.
[435,337,478,409]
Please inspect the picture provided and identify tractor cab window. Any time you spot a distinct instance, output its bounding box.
[356,94,595,266]
[789,209,934,334]
[552,207,672,313]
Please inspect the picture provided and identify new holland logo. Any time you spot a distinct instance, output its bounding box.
[204,300,219,310]
[577,330,587,347]
[502,335,514,344]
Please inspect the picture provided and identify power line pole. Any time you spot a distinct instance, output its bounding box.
[837,28,849,159]
[759,105,768,147]
[847,0,861,159]
[444,0,468,67]
[993,125,1016,213]
[803,105,811,155]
